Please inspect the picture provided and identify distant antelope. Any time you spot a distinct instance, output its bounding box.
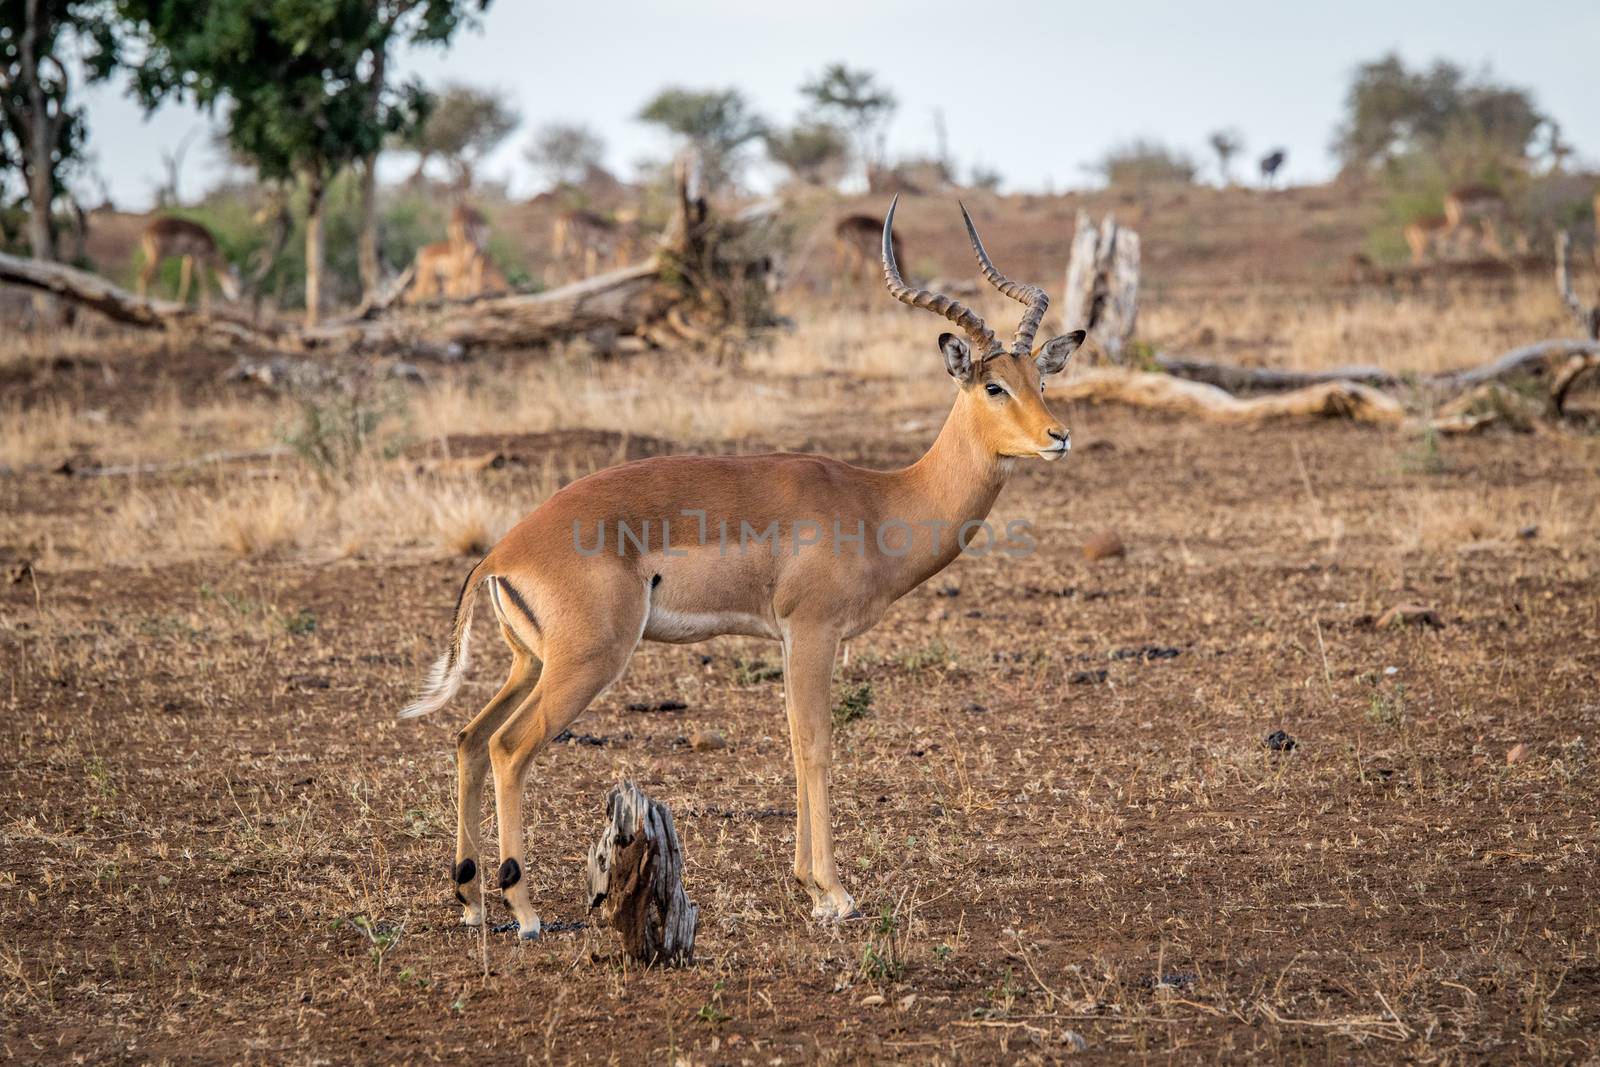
[834,214,904,292]
[1404,215,1452,266]
[551,209,636,280]
[449,203,489,255]
[1443,185,1510,258]
[136,217,242,308]
[406,203,506,302]
[398,198,1085,938]
[1259,149,1286,186]
[406,241,509,302]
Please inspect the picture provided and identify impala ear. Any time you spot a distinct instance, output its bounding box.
[938,332,975,382]
[1035,330,1085,376]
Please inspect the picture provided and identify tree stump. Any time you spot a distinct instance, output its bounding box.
[1062,211,1140,363]
[585,782,698,966]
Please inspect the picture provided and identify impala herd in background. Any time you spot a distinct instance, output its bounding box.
[132,181,1599,313]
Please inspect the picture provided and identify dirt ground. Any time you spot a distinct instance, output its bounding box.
[4,184,1600,1063]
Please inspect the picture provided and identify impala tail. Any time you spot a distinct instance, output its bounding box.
[398,558,489,719]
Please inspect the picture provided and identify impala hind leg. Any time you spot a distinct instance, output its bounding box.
[489,588,646,938]
[177,255,194,305]
[782,622,858,920]
[452,631,540,927]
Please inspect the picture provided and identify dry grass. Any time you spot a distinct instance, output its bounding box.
[1141,276,1575,374]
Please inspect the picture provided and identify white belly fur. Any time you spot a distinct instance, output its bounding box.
[643,604,779,643]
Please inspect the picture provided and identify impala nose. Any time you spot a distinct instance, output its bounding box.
[1047,428,1070,451]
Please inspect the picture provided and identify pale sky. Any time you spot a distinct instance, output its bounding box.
[77,0,1600,208]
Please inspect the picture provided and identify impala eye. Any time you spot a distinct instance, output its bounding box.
[984,383,1005,398]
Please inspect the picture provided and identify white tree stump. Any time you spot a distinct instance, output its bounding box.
[1062,211,1140,363]
[585,782,698,966]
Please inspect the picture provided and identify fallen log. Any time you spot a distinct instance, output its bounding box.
[585,782,698,966]
[1153,355,1402,392]
[1055,368,1406,425]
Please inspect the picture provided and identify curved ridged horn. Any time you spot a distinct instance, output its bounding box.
[882,195,1001,358]
[959,201,1050,356]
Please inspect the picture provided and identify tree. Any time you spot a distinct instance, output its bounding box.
[637,87,764,189]
[353,4,486,303]
[1333,54,1545,174]
[1089,139,1198,188]
[1208,128,1242,185]
[763,121,846,187]
[0,1,119,268]
[523,121,605,189]
[798,63,895,182]
[400,81,519,187]
[120,0,439,325]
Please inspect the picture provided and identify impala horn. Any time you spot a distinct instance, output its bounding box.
[881,195,1003,360]
[959,202,1050,357]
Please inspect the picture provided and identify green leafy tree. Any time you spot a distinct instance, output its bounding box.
[0,1,121,265]
[1333,54,1545,175]
[119,0,472,324]
[763,121,846,187]
[353,4,486,301]
[798,64,896,181]
[400,81,519,187]
[637,87,764,189]
[523,121,605,190]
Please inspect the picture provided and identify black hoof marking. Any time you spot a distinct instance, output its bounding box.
[520,926,541,941]
[453,858,477,884]
[498,857,521,891]
[455,889,467,905]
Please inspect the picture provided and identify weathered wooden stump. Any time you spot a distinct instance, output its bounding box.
[1063,210,1141,364]
[585,782,698,966]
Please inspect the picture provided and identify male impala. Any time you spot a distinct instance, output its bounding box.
[136,217,242,308]
[400,199,1083,937]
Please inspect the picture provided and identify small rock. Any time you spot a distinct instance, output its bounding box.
[1264,730,1296,752]
[898,993,917,1011]
[689,729,727,752]
[1517,525,1539,540]
[1060,1030,1088,1051]
[625,699,688,713]
[1082,531,1126,562]
[1069,669,1108,685]
[860,993,885,1007]
[1506,742,1528,765]
[1376,603,1442,630]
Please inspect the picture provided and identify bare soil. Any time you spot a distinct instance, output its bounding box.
[3,184,1599,1063]
[4,367,1599,1063]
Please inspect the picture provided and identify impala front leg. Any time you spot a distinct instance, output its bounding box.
[782,621,859,921]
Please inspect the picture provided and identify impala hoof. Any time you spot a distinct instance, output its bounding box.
[491,919,542,939]
[811,894,861,923]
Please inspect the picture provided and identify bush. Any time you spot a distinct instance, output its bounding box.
[1089,139,1198,188]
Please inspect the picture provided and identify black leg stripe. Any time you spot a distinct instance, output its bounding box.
[495,577,542,637]
[498,857,521,891]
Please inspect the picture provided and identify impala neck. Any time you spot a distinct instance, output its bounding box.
[882,393,1012,591]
